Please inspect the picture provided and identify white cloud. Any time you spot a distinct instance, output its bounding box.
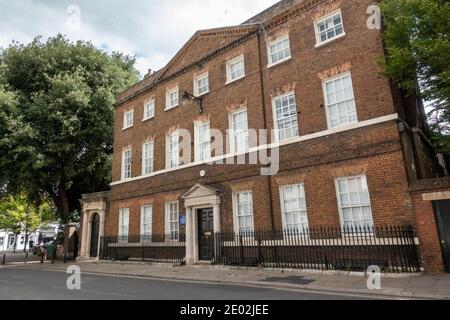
[0,0,279,76]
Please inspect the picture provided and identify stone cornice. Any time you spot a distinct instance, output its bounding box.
[114,30,258,106]
[157,25,259,80]
[262,0,328,31]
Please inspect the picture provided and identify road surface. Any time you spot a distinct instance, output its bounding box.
[0,266,383,300]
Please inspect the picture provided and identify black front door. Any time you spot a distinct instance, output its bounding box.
[198,208,214,261]
[433,200,450,272]
[90,214,100,258]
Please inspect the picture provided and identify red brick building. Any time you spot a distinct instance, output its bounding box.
[78,0,448,272]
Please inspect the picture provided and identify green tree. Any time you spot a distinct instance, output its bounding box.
[0,35,139,219]
[381,0,450,151]
[0,193,55,252]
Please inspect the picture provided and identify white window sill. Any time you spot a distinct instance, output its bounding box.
[267,56,292,69]
[327,120,359,131]
[315,32,346,48]
[110,114,399,187]
[195,90,209,97]
[142,116,155,123]
[122,126,133,131]
[229,150,250,157]
[225,75,245,86]
[274,134,300,144]
[195,157,212,163]
[165,104,179,111]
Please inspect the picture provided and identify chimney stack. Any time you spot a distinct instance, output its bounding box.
[144,68,153,78]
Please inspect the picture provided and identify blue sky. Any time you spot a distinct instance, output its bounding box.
[0,0,279,77]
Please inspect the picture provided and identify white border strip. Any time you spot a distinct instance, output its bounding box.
[111,114,398,187]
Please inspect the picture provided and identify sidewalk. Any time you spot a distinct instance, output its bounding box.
[1,251,41,264]
[13,261,450,300]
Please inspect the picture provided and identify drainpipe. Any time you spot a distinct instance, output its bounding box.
[256,25,276,232]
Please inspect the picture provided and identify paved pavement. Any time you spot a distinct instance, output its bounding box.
[1,251,41,264]
[2,261,449,300]
[0,267,380,300]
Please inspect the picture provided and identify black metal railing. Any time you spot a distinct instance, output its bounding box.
[214,225,421,273]
[100,234,186,264]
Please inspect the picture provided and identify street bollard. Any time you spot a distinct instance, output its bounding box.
[64,251,67,264]
[25,252,28,264]
[2,254,5,265]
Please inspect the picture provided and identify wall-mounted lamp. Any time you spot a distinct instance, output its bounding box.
[181,91,204,114]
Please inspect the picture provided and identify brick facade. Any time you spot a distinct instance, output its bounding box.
[109,0,411,231]
[78,0,447,271]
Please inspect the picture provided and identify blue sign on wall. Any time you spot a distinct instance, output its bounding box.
[179,214,186,225]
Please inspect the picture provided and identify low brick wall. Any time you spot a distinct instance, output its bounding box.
[410,177,450,273]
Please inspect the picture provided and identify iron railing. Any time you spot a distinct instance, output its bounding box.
[100,234,186,264]
[99,226,421,272]
[214,225,421,273]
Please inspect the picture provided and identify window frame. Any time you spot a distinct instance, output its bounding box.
[166,131,180,169]
[232,191,254,235]
[267,34,292,68]
[118,208,130,242]
[165,201,180,241]
[140,205,153,241]
[142,141,154,175]
[334,175,374,232]
[194,122,211,162]
[228,108,249,155]
[226,54,245,84]
[271,91,299,142]
[121,147,132,180]
[8,234,15,247]
[279,183,310,232]
[143,98,155,121]
[194,72,209,97]
[123,109,134,130]
[322,71,358,129]
[314,9,346,48]
[165,87,179,111]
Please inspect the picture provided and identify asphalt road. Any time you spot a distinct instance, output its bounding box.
[0,267,379,300]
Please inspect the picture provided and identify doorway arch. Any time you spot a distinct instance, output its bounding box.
[89,213,100,258]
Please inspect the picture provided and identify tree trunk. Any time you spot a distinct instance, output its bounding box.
[59,186,70,218]
[23,229,28,253]
[13,234,18,253]
[51,185,70,219]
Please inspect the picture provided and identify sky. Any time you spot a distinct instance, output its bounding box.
[0,0,279,77]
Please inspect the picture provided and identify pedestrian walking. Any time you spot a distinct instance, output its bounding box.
[39,245,46,264]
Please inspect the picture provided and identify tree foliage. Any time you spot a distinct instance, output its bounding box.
[0,193,55,234]
[381,0,450,151]
[0,35,139,219]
